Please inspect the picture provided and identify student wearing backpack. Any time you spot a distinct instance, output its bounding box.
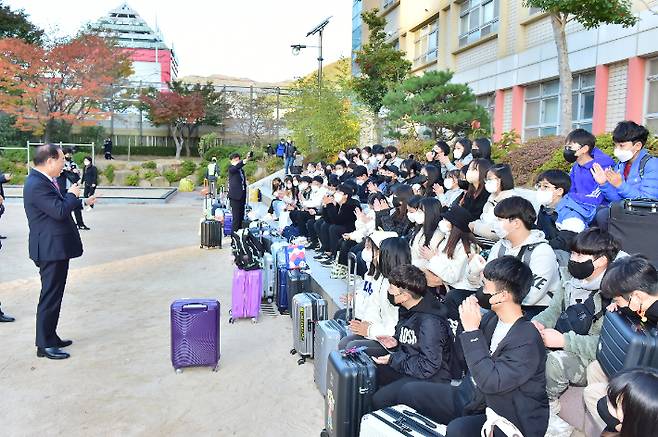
[530,228,622,435]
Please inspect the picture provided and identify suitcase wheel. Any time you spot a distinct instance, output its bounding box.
[267,298,273,304]
[251,318,258,324]
[200,245,203,249]
[228,309,232,315]
[320,430,329,437]
[290,348,296,355]
[175,368,183,374]
[212,365,219,373]
[228,317,235,324]
[297,357,305,365]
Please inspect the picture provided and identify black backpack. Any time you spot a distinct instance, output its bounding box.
[555,290,607,335]
[231,228,262,271]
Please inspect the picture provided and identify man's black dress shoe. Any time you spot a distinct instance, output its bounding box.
[57,339,73,348]
[0,235,6,239]
[0,314,15,322]
[77,225,91,231]
[37,347,70,360]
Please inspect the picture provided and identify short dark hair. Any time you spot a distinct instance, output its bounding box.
[327,175,340,187]
[386,145,399,155]
[607,367,658,437]
[334,160,345,168]
[488,164,515,191]
[63,147,73,154]
[301,176,312,184]
[378,237,412,278]
[388,264,427,299]
[337,183,354,198]
[352,165,368,178]
[362,146,372,154]
[600,255,658,300]
[494,196,537,230]
[434,140,450,156]
[536,169,571,194]
[613,120,649,146]
[229,152,241,160]
[312,175,324,184]
[454,138,472,156]
[83,155,92,163]
[33,144,61,166]
[566,128,596,155]
[372,144,385,155]
[483,255,533,304]
[570,227,621,263]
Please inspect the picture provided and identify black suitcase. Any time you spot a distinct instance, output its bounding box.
[609,199,658,267]
[286,269,311,317]
[597,311,658,377]
[322,348,377,437]
[200,219,222,249]
[290,165,302,175]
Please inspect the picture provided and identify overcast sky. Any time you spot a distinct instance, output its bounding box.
[8,0,353,82]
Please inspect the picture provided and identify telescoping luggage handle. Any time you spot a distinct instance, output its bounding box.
[346,252,358,321]
[181,303,208,312]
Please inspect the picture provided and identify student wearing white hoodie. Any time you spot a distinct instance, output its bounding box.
[469,196,560,320]
[410,197,445,271]
[469,163,517,246]
[337,232,407,356]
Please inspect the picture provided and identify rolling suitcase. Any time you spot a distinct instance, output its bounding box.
[170,299,220,373]
[286,269,311,316]
[200,219,222,249]
[322,347,377,437]
[229,267,262,323]
[223,211,233,236]
[262,253,276,303]
[276,248,290,314]
[360,405,446,437]
[291,292,327,365]
[314,253,358,395]
[609,198,658,267]
[596,310,658,377]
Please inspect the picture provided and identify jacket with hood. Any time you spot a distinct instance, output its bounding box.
[600,148,658,202]
[302,186,326,210]
[537,204,578,252]
[346,210,376,244]
[376,208,415,239]
[429,238,479,292]
[445,153,473,172]
[470,230,559,307]
[459,311,549,437]
[324,197,360,231]
[388,293,453,382]
[471,189,517,241]
[568,148,615,224]
[411,227,445,271]
[358,274,399,339]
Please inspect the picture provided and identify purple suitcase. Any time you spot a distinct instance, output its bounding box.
[229,267,262,323]
[170,299,220,373]
[224,211,233,236]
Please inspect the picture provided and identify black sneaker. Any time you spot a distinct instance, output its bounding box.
[320,258,335,266]
[313,252,328,260]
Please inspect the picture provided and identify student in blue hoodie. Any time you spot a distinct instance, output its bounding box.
[562,129,615,227]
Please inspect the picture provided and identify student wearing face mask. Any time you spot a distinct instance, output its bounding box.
[434,169,464,209]
[398,256,549,437]
[535,170,582,252]
[469,196,559,320]
[400,159,424,185]
[333,161,349,183]
[445,138,474,171]
[469,164,516,246]
[371,263,454,410]
[372,165,402,197]
[458,158,491,219]
[289,176,316,234]
[417,164,442,199]
[529,228,622,435]
[581,255,658,433]
[409,198,445,271]
[308,177,340,251]
[349,165,371,203]
[373,184,415,240]
[383,146,404,169]
[471,138,493,163]
[316,184,360,269]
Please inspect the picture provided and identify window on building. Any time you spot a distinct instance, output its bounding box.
[476,93,495,133]
[646,57,658,133]
[459,0,499,48]
[383,0,396,9]
[524,80,559,139]
[414,20,439,67]
[529,7,543,15]
[572,71,595,132]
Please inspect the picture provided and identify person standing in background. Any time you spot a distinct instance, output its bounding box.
[284,140,297,175]
[227,151,251,233]
[205,157,220,197]
[74,156,97,230]
[103,137,114,160]
[0,171,10,240]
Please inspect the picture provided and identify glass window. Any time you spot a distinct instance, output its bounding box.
[459,0,499,47]
[572,71,596,131]
[524,79,560,139]
[647,58,658,133]
[476,93,495,134]
[414,20,439,67]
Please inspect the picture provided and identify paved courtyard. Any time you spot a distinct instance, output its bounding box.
[0,192,323,436]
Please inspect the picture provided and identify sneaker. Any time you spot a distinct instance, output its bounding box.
[330,263,346,278]
[320,259,334,267]
[313,252,328,260]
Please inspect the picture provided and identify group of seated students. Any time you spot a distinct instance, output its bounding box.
[266,120,658,436]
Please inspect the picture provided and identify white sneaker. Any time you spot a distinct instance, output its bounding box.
[546,413,574,437]
[549,399,561,416]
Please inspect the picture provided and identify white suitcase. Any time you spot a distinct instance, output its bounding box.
[262,253,275,303]
[359,405,446,437]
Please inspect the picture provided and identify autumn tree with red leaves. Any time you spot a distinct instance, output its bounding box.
[140,91,205,159]
[0,34,132,141]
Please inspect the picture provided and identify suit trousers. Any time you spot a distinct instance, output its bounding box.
[230,198,245,233]
[73,186,95,226]
[307,218,323,244]
[36,259,70,348]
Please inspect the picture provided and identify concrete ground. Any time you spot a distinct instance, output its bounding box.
[0,192,323,436]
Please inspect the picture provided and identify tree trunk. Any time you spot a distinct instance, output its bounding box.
[172,124,183,159]
[43,118,55,143]
[551,13,573,137]
[374,114,384,143]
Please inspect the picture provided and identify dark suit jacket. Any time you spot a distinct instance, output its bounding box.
[82,165,98,187]
[23,169,84,263]
[0,173,7,198]
[227,161,247,201]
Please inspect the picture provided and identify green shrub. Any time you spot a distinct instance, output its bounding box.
[179,160,197,177]
[142,160,157,169]
[125,173,139,186]
[500,135,565,186]
[72,151,87,166]
[178,177,195,192]
[492,130,521,162]
[143,170,158,181]
[163,169,180,183]
[104,165,115,183]
[106,146,177,156]
[198,133,219,158]
[264,156,281,174]
[203,145,250,162]
[1,149,27,163]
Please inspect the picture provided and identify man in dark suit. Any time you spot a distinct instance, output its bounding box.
[0,171,10,240]
[227,151,251,233]
[23,144,97,360]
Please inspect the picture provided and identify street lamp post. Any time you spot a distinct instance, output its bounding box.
[291,16,331,92]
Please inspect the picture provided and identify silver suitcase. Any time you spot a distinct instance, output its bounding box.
[359,404,446,437]
[314,253,357,395]
[262,253,275,303]
[290,292,327,365]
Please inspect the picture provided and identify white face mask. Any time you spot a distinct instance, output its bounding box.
[536,189,554,206]
[415,211,425,225]
[485,179,499,194]
[361,249,373,264]
[453,149,463,160]
[299,183,309,190]
[335,169,344,177]
[361,154,369,161]
[614,147,634,163]
[356,179,365,186]
[333,192,345,203]
[84,160,90,166]
[283,196,293,203]
[492,219,509,239]
[407,212,416,223]
[444,178,455,190]
[466,169,479,184]
[438,220,451,235]
[293,180,299,186]
[311,185,320,192]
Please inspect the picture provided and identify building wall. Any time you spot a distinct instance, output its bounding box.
[455,38,498,71]
[503,89,513,132]
[606,61,629,132]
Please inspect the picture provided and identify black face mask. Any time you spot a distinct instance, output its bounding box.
[387,292,401,307]
[597,397,620,432]
[568,259,595,280]
[475,288,496,310]
[471,149,482,159]
[385,153,392,160]
[618,306,639,320]
[563,148,578,163]
[399,170,409,179]
[458,180,470,190]
[417,175,428,184]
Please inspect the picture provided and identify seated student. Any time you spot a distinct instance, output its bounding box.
[433,169,464,210]
[371,264,453,410]
[457,158,492,219]
[292,176,325,237]
[410,197,445,271]
[422,205,479,320]
[289,176,313,230]
[373,184,415,239]
[582,255,658,432]
[470,163,516,245]
[530,228,621,434]
[400,159,424,186]
[469,196,559,319]
[350,165,370,203]
[338,233,405,353]
[445,138,474,171]
[562,128,615,226]
[317,184,360,268]
[535,169,581,252]
[472,137,493,163]
[383,145,404,169]
[419,164,442,198]
[593,121,658,230]
[426,140,452,178]
[308,176,340,251]
[333,160,349,183]
[398,256,549,437]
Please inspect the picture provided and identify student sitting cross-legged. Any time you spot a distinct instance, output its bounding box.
[370,264,454,410]
[398,256,549,437]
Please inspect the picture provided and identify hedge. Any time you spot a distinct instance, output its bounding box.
[104,146,177,156]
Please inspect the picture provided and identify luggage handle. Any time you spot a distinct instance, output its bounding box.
[182,304,208,311]
[346,252,358,321]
